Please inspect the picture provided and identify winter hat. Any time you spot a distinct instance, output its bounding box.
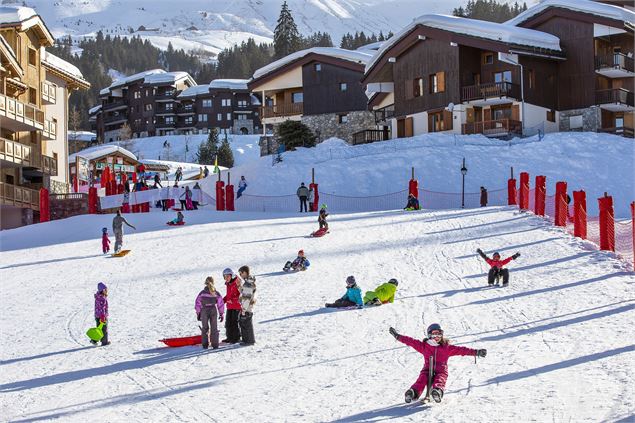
[97,282,107,292]
[102,227,108,233]
[427,323,443,336]
[298,249,304,255]
[388,278,398,286]
[222,268,233,277]
[493,252,501,259]
[346,276,356,287]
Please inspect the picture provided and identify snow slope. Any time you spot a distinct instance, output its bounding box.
[0,205,633,421]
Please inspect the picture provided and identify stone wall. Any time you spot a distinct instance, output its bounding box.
[50,179,69,194]
[233,119,255,135]
[559,107,601,132]
[49,193,89,221]
[301,111,375,144]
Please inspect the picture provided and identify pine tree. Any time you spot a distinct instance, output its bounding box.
[217,135,234,168]
[277,120,316,150]
[273,1,301,60]
[196,128,219,164]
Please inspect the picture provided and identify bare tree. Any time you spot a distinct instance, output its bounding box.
[68,106,82,153]
[118,122,134,151]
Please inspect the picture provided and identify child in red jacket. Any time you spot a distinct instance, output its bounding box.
[389,323,486,403]
[101,227,110,254]
[477,248,520,286]
[222,268,242,344]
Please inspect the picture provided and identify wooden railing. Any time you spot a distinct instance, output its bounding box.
[462,119,522,136]
[41,81,57,104]
[352,129,390,145]
[262,102,303,118]
[102,101,127,111]
[595,53,634,73]
[596,88,635,107]
[374,105,395,124]
[0,93,45,129]
[461,81,520,102]
[598,126,635,138]
[0,181,40,211]
[0,137,34,166]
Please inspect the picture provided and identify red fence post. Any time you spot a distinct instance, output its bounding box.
[39,188,50,222]
[598,195,615,251]
[534,175,546,216]
[507,178,517,206]
[519,172,529,210]
[554,181,567,226]
[88,187,97,214]
[225,184,235,211]
[409,179,419,198]
[216,181,225,211]
[310,182,319,212]
[573,190,587,239]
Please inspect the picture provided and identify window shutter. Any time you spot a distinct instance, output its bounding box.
[437,72,445,92]
[443,109,453,130]
[405,117,414,137]
[512,104,520,121]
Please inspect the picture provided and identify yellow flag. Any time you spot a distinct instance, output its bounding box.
[213,155,219,174]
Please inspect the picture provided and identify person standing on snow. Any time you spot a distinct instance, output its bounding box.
[195,276,225,349]
[389,323,486,403]
[318,204,329,230]
[476,248,520,286]
[101,227,111,254]
[297,182,309,212]
[112,210,136,253]
[222,268,242,344]
[93,282,110,346]
[238,266,256,345]
[480,186,488,207]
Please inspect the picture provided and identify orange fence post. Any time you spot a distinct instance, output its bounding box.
[507,178,517,206]
[554,181,567,226]
[519,172,529,210]
[573,190,587,239]
[534,175,546,216]
[598,195,615,252]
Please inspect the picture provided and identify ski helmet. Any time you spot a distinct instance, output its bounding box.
[222,268,233,277]
[493,252,501,259]
[97,282,107,292]
[427,323,443,337]
[102,227,108,234]
[388,278,398,286]
[346,275,356,287]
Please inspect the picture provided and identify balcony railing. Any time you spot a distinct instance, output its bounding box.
[462,119,522,137]
[374,104,395,124]
[0,93,45,130]
[43,120,57,140]
[177,105,195,115]
[596,88,635,107]
[598,126,635,138]
[0,137,58,175]
[0,181,40,211]
[461,81,520,102]
[104,113,128,124]
[595,53,634,74]
[352,129,391,145]
[41,81,57,104]
[32,153,58,176]
[262,102,303,118]
[102,101,127,111]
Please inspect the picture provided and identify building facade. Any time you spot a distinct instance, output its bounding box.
[0,6,89,229]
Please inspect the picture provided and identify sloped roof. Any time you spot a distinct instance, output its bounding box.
[506,0,635,27]
[209,79,249,90]
[177,85,211,98]
[0,6,54,46]
[0,33,22,76]
[101,69,196,95]
[69,144,137,163]
[42,51,90,89]
[88,104,102,115]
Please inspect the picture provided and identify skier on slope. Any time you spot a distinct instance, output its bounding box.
[389,323,486,403]
[476,249,520,287]
[325,276,363,308]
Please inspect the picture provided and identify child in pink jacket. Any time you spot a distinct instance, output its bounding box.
[101,228,110,254]
[389,323,486,403]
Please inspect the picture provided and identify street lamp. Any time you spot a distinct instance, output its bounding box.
[461,157,468,209]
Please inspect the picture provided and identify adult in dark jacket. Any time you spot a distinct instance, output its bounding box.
[195,276,225,349]
[477,248,520,286]
[222,268,242,343]
[480,187,488,207]
[297,182,309,212]
[238,265,256,345]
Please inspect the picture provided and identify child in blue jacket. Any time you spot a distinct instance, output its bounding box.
[325,276,363,308]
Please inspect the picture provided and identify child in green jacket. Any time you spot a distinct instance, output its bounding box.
[363,278,398,306]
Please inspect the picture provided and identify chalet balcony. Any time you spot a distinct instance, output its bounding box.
[42,120,57,140]
[176,105,195,115]
[155,92,177,102]
[352,129,391,145]
[598,126,634,138]
[596,88,635,112]
[41,81,57,104]
[155,106,176,116]
[462,119,522,138]
[0,93,45,133]
[373,104,395,125]
[261,102,303,119]
[0,138,58,176]
[595,53,634,78]
[102,101,128,112]
[155,120,177,129]
[461,82,520,104]
[0,181,40,211]
[103,112,128,126]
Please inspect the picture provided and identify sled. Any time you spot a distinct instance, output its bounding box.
[186,198,193,210]
[167,221,186,226]
[159,335,202,347]
[171,208,183,212]
[86,322,105,342]
[310,228,329,237]
[404,207,420,211]
[112,249,131,257]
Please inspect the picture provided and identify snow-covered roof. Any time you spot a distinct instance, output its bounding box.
[250,94,261,106]
[506,0,635,27]
[253,47,373,80]
[69,144,137,163]
[356,41,384,52]
[0,6,37,24]
[366,14,562,75]
[209,79,249,90]
[42,51,89,87]
[177,85,210,98]
[69,131,97,142]
[0,33,22,75]
[88,104,102,115]
[100,69,196,95]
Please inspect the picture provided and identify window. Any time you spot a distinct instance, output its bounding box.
[315,63,321,72]
[237,100,247,107]
[145,89,149,97]
[339,83,347,91]
[165,103,173,111]
[28,87,37,104]
[492,106,512,120]
[338,114,348,124]
[528,69,535,90]
[185,117,193,125]
[53,152,58,166]
[28,48,36,66]
[483,53,494,64]
[292,92,303,103]
[429,111,444,132]
[494,71,512,83]
[546,110,555,122]
[144,104,153,112]
[227,113,231,121]
[429,72,445,93]
[134,91,141,99]
[237,114,247,121]
[134,118,142,126]
[217,113,222,121]
[221,99,231,107]
[165,116,175,124]
[413,78,423,97]
[198,114,208,122]
[202,99,212,108]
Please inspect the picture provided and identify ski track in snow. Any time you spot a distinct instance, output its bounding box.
[0,207,634,422]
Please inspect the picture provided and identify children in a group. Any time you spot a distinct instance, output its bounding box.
[101,227,110,254]
[195,276,225,349]
[363,278,398,306]
[93,282,110,346]
[476,248,520,286]
[325,276,363,308]
[283,249,311,272]
[167,211,185,226]
[389,323,486,403]
[238,266,257,345]
[222,268,242,344]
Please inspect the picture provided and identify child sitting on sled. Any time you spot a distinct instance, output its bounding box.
[325,276,363,308]
[404,194,420,210]
[167,211,185,226]
[389,323,486,403]
[284,249,311,272]
[476,248,520,286]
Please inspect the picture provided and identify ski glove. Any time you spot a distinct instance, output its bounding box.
[512,252,521,260]
[197,313,201,321]
[389,327,400,340]
[476,248,483,254]
[476,349,487,357]
[219,314,224,322]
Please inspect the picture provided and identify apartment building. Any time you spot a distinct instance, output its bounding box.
[0,6,89,229]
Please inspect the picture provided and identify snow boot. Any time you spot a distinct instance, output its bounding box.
[431,388,443,403]
[405,388,416,404]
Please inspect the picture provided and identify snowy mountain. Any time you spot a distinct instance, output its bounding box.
[19,0,538,56]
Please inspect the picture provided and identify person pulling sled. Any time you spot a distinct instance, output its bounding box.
[476,248,520,287]
[284,249,311,272]
[325,276,363,308]
[389,323,486,403]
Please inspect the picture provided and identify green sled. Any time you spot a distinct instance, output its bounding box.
[86,322,105,342]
